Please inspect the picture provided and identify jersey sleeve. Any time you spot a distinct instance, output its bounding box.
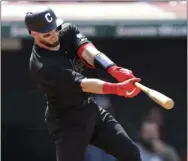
[37,65,85,92]
[70,23,91,50]
[70,23,95,68]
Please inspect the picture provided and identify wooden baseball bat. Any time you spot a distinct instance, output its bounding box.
[134,82,174,110]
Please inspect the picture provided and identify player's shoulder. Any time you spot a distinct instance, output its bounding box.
[61,22,77,29]
[59,22,78,35]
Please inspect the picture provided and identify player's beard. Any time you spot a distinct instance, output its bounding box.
[39,37,60,48]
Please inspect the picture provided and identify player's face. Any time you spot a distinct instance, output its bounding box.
[37,29,60,48]
[141,122,159,141]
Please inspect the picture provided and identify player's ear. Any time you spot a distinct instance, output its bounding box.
[31,31,37,37]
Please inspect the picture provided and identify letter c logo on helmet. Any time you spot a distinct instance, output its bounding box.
[45,12,53,23]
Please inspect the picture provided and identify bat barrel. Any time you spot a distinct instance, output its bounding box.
[135,82,174,110]
[162,99,174,110]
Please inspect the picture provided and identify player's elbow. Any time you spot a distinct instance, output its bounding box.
[78,44,100,67]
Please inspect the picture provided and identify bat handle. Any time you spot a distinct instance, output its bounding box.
[134,82,148,93]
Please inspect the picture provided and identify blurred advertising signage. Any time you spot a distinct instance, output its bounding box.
[115,24,187,37]
[2,22,186,38]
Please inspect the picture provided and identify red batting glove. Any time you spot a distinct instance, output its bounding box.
[108,65,135,82]
[102,78,141,98]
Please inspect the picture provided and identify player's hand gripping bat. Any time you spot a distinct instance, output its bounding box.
[134,82,174,110]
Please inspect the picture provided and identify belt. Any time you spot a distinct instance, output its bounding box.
[82,96,94,106]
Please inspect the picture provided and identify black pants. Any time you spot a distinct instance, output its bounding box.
[45,102,141,161]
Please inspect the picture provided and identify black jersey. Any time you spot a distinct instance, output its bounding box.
[29,23,92,109]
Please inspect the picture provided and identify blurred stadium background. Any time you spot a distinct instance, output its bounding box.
[2,1,187,161]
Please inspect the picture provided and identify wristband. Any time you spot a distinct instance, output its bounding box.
[107,65,119,74]
[94,53,115,70]
[102,82,119,94]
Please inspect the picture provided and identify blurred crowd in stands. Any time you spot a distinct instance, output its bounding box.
[83,96,184,161]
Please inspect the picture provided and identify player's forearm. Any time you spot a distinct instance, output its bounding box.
[79,43,115,69]
[80,78,119,95]
[79,43,135,83]
[80,44,99,66]
[80,78,104,94]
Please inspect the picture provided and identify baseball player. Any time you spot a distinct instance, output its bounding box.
[25,7,142,161]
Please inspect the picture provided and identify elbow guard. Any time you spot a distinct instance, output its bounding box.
[94,53,115,70]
